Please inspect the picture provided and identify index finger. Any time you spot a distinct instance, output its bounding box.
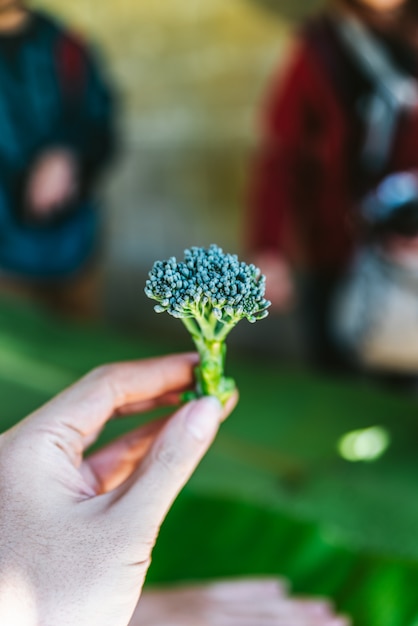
[29,353,198,443]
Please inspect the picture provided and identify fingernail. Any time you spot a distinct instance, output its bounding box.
[185,396,222,441]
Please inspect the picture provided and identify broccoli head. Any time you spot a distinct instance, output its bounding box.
[145,245,270,404]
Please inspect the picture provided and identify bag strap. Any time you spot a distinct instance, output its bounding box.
[334,14,418,173]
[305,14,418,175]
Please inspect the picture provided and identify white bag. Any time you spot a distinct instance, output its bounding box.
[332,247,418,372]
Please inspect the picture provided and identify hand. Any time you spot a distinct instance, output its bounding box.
[382,234,418,264]
[0,354,236,626]
[252,252,295,312]
[132,579,350,625]
[25,149,78,218]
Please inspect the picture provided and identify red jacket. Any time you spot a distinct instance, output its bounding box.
[248,15,418,271]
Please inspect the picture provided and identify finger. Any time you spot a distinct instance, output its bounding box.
[131,594,343,626]
[131,579,286,626]
[27,354,198,458]
[137,578,287,608]
[115,390,188,417]
[213,600,343,626]
[201,578,288,601]
[83,391,185,451]
[104,393,238,534]
[80,416,169,494]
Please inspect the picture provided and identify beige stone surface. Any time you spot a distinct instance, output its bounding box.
[36,0,289,143]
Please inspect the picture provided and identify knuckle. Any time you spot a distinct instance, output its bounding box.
[87,363,116,383]
[85,364,123,400]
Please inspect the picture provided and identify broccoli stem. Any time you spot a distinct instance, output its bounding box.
[181,317,235,405]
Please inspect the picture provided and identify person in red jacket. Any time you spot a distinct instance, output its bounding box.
[248,0,418,371]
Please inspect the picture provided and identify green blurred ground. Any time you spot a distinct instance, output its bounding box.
[1,297,418,625]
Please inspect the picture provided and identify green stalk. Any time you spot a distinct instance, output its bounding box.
[181,317,235,405]
[193,336,236,405]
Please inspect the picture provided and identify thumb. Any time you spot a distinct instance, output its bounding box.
[105,396,227,534]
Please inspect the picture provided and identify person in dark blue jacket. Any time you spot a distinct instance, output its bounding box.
[0,0,115,316]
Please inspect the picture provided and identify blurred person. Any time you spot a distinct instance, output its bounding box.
[0,352,349,626]
[0,0,115,318]
[248,0,418,373]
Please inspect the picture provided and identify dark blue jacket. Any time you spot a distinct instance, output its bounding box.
[0,11,115,279]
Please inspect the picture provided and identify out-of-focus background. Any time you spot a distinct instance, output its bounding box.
[2,1,418,624]
[35,0,321,356]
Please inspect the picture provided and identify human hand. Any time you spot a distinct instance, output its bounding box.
[252,251,295,312]
[382,233,418,265]
[26,149,78,218]
[0,354,236,626]
[132,579,350,626]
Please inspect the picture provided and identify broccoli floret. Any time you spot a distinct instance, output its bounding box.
[145,245,270,404]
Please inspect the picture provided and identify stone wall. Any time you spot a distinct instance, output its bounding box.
[34,0,308,356]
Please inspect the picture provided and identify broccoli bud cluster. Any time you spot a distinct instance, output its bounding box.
[145,245,270,327]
